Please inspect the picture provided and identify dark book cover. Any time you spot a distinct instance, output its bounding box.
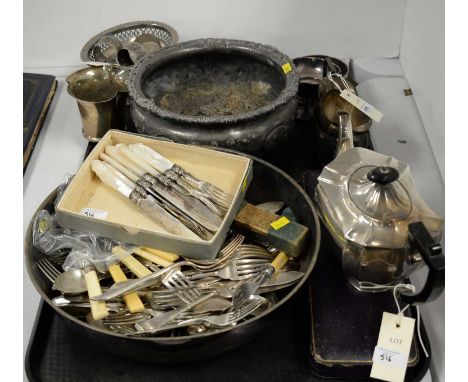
[23,73,57,172]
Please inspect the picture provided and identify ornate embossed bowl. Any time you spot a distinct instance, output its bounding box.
[128,39,299,155]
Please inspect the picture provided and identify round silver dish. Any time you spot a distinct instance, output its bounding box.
[80,21,179,64]
[24,151,321,362]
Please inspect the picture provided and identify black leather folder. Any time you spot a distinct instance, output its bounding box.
[23,73,57,172]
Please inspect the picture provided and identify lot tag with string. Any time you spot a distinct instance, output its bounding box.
[370,312,415,382]
[327,72,383,122]
[340,89,383,122]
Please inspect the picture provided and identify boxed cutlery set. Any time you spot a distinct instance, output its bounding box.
[55,130,252,258]
[25,19,444,382]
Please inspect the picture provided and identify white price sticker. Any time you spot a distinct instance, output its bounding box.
[372,347,409,369]
[340,89,383,122]
[80,207,108,220]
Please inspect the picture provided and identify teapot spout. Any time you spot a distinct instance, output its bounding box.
[335,112,354,157]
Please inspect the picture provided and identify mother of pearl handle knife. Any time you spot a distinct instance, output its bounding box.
[91,160,199,240]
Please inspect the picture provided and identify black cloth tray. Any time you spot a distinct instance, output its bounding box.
[25,280,430,382]
[26,287,316,382]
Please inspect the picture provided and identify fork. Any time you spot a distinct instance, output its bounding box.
[186,234,244,269]
[149,292,232,311]
[135,292,216,333]
[46,251,69,265]
[162,268,201,303]
[174,296,266,329]
[167,165,233,211]
[91,236,245,301]
[185,244,272,273]
[36,257,111,285]
[163,170,226,216]
[36,258,61,283]
[188,259,265,281]
[182,172,233,208]
[232,252,289,314]
[92,256,265,301]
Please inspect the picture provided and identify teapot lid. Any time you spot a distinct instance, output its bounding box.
[348,165,412,221]
[315,148,443,249]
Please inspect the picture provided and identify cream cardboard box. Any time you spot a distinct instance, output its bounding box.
[56,130,253,260]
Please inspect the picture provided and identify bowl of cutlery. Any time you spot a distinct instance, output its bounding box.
[25,147,320,362]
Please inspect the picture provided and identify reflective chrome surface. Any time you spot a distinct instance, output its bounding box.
[315,113,444,284]
[293,57,325,86]
[293,55,348,85]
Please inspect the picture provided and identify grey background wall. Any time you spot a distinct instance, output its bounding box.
[24,0,444,178]
[24,0,407,68]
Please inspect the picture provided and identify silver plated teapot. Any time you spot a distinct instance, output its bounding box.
[314,112,445,303]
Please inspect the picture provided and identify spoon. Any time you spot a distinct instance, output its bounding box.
[52,269,114,295]
[53,269,88,294]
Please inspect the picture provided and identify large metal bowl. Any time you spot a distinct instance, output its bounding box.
[24,150,320,362]
[128,39,300,155]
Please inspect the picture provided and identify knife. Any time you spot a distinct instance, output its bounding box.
[98,159,210,239]
[119,145,223,231]
[128,143,233,208]
[98,152,213,238]
[91,160,200,240]
[106,145,223,231]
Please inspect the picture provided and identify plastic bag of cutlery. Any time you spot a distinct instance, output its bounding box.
[32,209,120,272]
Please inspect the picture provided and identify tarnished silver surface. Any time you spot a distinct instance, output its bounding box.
[315,113,444,284]
[293,55,348,86]
[128,38,299,124]
[53,269,88,294]
[127,38,299,154]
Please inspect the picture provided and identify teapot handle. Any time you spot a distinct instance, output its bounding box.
[400,222,445,305]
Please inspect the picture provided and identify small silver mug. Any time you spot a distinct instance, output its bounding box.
[66,66,128,141]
